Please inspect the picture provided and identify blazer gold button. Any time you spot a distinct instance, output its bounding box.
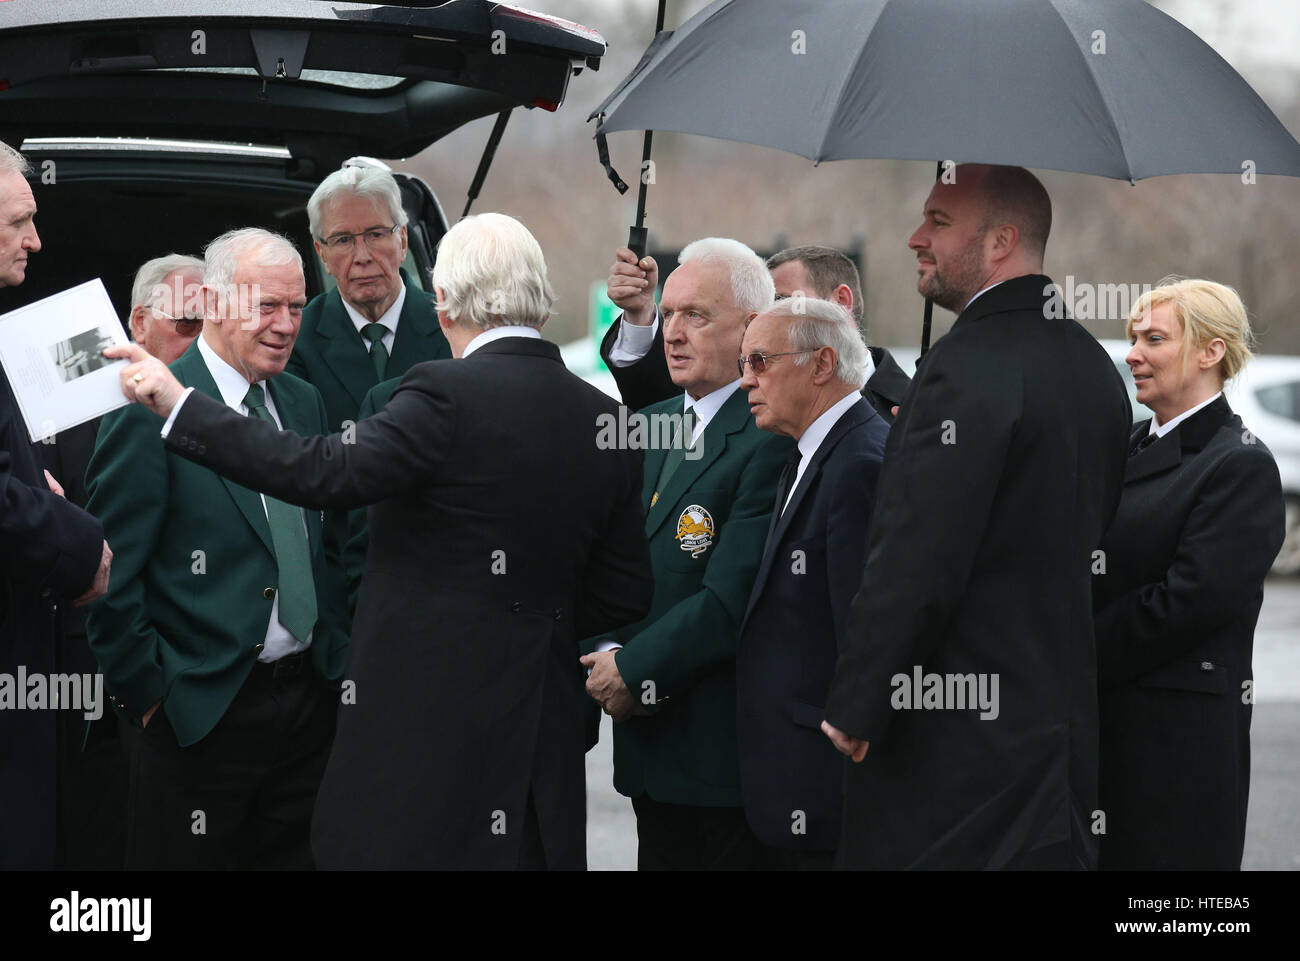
[263,587,275,599]
[1200,661,1214,671]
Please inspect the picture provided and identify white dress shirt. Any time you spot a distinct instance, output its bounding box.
[341,283,406,356]
[608,309,659,367]
[462,324,542,357]
[169,335,312,662]
[782,390,863,515]
[1149,391,1223,438]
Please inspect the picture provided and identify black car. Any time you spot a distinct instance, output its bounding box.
[0,0,605,314]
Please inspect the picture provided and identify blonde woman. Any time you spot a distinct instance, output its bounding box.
[1094,278,1285,870]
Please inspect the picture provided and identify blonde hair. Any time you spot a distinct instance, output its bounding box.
[1125,276,1255,384]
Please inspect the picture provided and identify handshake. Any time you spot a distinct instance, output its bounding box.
[578,649,651,723]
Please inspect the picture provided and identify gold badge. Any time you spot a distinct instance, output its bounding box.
[676,504,714,557]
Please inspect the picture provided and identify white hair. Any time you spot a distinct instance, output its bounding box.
[0,140,30,177]
[130,253,204,314]
[678,237,774,314]
[307,161,408,239]
[761,297,869,388]
[432,213,554,330]
[203,228,302,294]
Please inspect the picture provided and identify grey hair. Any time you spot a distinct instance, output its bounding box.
[678,237,774,314]
[307,162,408,239]
[0,140,31,177]
[761,297,868,388]
[203,228,302,295]
[130,253,204,315]
[432,212,554,330]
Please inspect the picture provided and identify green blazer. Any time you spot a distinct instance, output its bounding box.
[84,342,351,747]
[340,376,403,608]
[599,388,792,807]
[285,267,451,433]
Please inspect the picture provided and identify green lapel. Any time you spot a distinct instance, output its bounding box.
[172,343,274,556]
[387,268,448,370]
[644,386,751,538]
[316,288,378,411]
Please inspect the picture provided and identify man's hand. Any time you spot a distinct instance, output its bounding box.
[579,649,649,722]
[141,700,161,729]
[607,247,658,328]
[822,720,869,763]
[44,469,65,498]
[104,343,186,419]
[73,539,112,606]
[891,405,900,418]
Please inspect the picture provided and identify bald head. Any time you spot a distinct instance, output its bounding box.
[907,164,1051,312]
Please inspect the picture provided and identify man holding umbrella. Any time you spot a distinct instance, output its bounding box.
[821,164,1131,869]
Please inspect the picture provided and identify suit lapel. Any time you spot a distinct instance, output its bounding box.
[645,388,749,537]
[1124,397,1231,484]
[315,290,376,410]
[387,270,446,369]
[174,347,275,556]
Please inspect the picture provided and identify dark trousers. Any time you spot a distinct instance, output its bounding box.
[123,654,336,870]
[765,845,835,871]
[632,795,768,870]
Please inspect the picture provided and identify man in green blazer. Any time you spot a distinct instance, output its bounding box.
[287,162,450,434]
[85,228,350,869]
[582,237,791,870]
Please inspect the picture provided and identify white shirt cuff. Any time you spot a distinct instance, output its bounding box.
[608,311,659,367]
[594,639,623,653]
[159,387,196,439]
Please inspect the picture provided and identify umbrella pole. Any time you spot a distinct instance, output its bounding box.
[627,0,668,260]
[919,160,943,356]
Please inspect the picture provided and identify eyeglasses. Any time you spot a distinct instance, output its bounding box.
[319,224,401,252]
[737,349,817,377]
[150,308,204,336]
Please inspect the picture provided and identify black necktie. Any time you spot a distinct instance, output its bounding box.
[1131,432,1159,457]
[775,451,803,516]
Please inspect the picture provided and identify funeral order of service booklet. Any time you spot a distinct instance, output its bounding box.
[0,278,129,442]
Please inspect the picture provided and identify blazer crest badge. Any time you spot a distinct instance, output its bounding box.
[676,504,714,558]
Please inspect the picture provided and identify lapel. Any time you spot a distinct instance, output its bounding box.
[172,344,274,556]
[314,288,378,410]
[387,269,445,370]
[1124,395,1232,484]
[645,387,751,538]
[744,399,874,626]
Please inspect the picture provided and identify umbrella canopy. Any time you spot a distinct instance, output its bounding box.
[592,0,1300,181]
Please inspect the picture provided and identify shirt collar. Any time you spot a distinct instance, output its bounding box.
[797,390,861,462]
[197,332,264,411]
[342,282,406,337]
[963,280,1005,313]
[684,378,742,428]
[463,324,542,357]
[1150,391,1224,437]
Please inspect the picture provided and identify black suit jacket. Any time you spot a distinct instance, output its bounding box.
[736,397,888,852]
[1093,396,1284,870]
[600,313,911,423]
[823,275,1132,869]
[0,373,103,868]
[163,337,654,869]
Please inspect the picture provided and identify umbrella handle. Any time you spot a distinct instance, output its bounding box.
[628,226,648,260]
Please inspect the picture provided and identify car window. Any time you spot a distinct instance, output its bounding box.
[1255,381,1300,423]
[156,67,406,89]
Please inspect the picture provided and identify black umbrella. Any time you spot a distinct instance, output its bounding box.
[590,0,1300,349]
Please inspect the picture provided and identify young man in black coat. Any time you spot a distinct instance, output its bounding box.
[821,164,1133,870]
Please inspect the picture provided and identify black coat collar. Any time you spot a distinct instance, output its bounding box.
[953,274,1055,329]
[1126,394,1233,482]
